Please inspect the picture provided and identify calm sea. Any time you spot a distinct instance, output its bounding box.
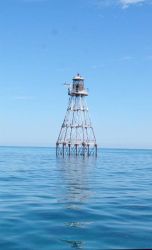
[0,147,152,249]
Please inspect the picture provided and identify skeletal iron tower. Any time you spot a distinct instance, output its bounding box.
[56,74,97,156]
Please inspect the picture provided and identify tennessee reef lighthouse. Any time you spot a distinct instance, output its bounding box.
[56,74,97,156]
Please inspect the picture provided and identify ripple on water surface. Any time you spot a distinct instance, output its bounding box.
[0,147,152,249]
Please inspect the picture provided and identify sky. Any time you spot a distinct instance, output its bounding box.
[0,0,152,148]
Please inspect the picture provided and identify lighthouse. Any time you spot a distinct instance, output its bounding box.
[56,74,97,156]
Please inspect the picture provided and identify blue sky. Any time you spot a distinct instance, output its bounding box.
[0,0,152,148]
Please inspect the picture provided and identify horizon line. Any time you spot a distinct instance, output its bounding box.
[0,145,152,151]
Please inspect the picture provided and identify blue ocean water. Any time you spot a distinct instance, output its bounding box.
[0,147,152,249]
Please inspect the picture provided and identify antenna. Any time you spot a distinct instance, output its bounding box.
[64,82,71,87]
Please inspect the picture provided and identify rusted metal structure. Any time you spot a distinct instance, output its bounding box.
[56,74,97,156]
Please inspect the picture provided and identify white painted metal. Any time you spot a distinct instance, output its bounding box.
[56,74,97,156]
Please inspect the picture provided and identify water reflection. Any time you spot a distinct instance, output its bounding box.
[56,156,97,205]
[56,156,97,249]
[62,239,83,249]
